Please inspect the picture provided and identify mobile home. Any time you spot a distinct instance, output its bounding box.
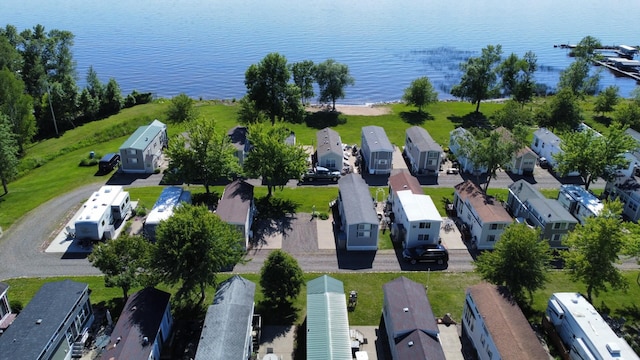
[144,186,192,241]
[75,186,131,241]
[361,126,393,175]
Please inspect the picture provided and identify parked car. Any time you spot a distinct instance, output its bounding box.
[538,157,549,169]
[301,166,341,182]
[402,244,449,265]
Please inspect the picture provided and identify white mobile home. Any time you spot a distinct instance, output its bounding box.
[361,126,393,175]
[144,186,192,241]
[391,190,441,249]
[75,186,131,241]
[557,185,603,225]
[546,293,639,360]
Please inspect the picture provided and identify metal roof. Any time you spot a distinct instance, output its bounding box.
[559,185,603,215]
[397,190,441,222]
[550,293,638,360]
[533,128,561,146]
[406,126,442,153]
[316,127,343,158]
[75,186,125,223]
[362,126,393,152]
[527,198,578,223]
[306,275,352,360]
[0,280,89,360]
[145,187,191,225]
[338,174,379,226]
[119,120,166,151]
[195,276,256,360]
[100,288,171,360]
[509,180,543,202]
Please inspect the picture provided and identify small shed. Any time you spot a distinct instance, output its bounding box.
[361,126,393,175]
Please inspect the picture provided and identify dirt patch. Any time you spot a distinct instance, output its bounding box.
[306,104,391,116]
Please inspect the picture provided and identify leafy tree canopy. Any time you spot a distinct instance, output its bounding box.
[260,249,304,305]
[563,201,629,302]
[451,44,503,113]
[535,87,582,131]
[558,58,600,96]
[315,59,355,111]
[245,52,295,124]
[593,85,619,116]
[290,60,316,105]
[403,76,438,114]
[0,115,19,194]
[154,204,245,303]
[475,223,551,303]
[166,93,197,123]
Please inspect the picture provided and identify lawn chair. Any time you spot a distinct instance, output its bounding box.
[348,290,358,311]
[65,225,76,239]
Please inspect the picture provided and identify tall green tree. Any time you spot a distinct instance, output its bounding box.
[245,52,293,125]
[166,93,197,123]
[614,102,640,129]
[315,59,355,111]
[0,68,37,154]
[593,85,619,116]
[554,123,636,189]
[451,44,503,113]
[475,223,551,303]
[403,76,438,114]
[535,87,582,131]
[512,51,538,105]
[563,201,628,302]
[165,117,240,195]
[244,124,308,197]
[88,234,152,300]
[490,99,533,130]
[622,222,640,288]
[237,96,268,125]
[260,249,304,305]
[290,60,316,105]
[154,204,245,303]
[572,35,602,60]
[0,115,19,195]
[0,33,21,72]
[558,58,600,96]
[102,78,124,115]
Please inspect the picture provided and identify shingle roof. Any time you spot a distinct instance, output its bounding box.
[362,126,393,152]
[455,180,512,223]
[316,127,343,158]
[306,275,351,360]
[0,282,7,295]
[0,280,89,360]
[383,277,445,360]
[119,120,166,151]
[338,174,379,225]
[509,180,544,202]
[406,126,443,153]
[388,170,423,195]
[217,180,254,225]
[195,276,256,360]
[467,283,548,360]
[527,198,578,223]
[100,288,171,360]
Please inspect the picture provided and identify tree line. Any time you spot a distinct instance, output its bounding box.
[0,24,152,194]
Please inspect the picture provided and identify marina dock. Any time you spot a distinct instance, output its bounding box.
[593,59,640,83]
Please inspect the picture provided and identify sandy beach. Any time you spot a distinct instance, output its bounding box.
[306,104,391,116]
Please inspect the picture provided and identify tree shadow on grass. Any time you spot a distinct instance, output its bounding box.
[447,111,491,129]
[304,110,347,129]
[399,110,434,125]
[256,299,299,326]
[593,115,612,127]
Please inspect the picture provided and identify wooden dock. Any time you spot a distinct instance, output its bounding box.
[593,60,640,83]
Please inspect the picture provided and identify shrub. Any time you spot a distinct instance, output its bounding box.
[318,212,329,220]
[79,157,99,167]
[9,300,23,313]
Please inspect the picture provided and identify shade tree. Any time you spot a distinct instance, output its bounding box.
[403,76,438,114]
[451,44,503,113]
[260,249,304,305]
[290,60,316,105]
[166,93,197,123]
[315,59,355,111]
[0,115,19,194]
[245,52,295,125]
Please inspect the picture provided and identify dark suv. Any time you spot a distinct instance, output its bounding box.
[301,166,341,183]
[402,244,449,265]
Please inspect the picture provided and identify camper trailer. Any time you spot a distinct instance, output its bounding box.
[75,186,131,241]
[144,187,192,241]
[557,185,603,224]
[546,293,639,360]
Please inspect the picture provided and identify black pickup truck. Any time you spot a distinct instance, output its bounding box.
[301,166,341,183]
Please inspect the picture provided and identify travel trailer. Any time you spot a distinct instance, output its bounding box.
[144,187,192,241]
[75,186,131,241]
[546,293,639,360]
[557,185,603,224]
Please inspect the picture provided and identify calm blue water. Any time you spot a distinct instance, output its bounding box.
[1,0,639,103]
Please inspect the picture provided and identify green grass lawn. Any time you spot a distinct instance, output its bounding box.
[5,270,639,327]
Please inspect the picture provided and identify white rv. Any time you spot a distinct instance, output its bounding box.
[547,293,639,360]
[557,185,603,225]
[144,187,192,241]
[75,186,131,241]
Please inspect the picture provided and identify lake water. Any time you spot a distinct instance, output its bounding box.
[1,0,639,103]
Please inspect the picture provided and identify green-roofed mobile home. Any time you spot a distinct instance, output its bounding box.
[306,275,352,360]
[119,119,167,173]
